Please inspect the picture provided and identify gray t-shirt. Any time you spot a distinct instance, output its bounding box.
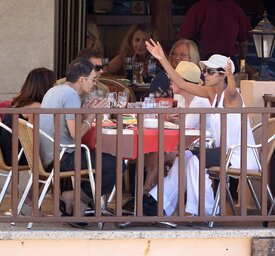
[39,84,81,168]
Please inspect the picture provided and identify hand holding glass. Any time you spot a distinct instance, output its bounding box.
[117,91,129,108]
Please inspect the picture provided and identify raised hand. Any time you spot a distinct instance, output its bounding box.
[221,58,234,77]
[145,39,166,61]
[85,98,108,109]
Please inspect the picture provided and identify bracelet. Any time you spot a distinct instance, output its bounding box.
[82,119,91,130]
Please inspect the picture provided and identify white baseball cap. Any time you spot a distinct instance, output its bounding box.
[199,54,235,74]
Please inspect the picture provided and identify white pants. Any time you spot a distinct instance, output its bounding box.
[149,151,215,216]
[185,155,215,215]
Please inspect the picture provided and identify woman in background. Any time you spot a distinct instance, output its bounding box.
[108,24,158,78]
[149,39,200,97]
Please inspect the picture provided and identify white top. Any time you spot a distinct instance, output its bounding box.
[186,95,211,131]
[210,91,258,169]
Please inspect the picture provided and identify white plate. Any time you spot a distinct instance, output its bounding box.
[164,121,179,130]
[144,119,158,129]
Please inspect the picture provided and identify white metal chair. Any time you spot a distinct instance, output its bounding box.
[17,118,96,229]
[208,118,275,227]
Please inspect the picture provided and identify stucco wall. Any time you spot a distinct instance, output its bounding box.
[0,238,251,256]
[0,0,55,101]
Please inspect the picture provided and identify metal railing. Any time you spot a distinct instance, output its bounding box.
[0,107,274,227]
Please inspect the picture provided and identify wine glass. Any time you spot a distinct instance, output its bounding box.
[88,89,104,103]
[107,92,117,108]
[102,58,109,73]
[117,91,129,108]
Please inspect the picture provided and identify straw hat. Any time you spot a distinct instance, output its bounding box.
[199,54,235,73]
[175,61,203,85]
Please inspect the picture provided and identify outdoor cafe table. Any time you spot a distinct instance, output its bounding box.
[82,125,202,159]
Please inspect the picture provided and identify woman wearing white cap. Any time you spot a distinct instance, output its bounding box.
[143,61,211,199]
[143,39,258,216]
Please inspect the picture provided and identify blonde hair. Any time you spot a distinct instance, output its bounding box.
[119,24,158,60]
[168,39,200,66]
[86,21,104,55]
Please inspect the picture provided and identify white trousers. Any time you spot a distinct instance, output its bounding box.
[149,151,215,216]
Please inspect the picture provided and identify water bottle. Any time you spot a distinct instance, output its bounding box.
[144,94,156,120]
[148,93,156,108]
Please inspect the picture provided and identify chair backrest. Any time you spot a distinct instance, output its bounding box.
[267,118,275,163]
[55,77,66,86]
[17,119,48,177]
[0,122,13,171]
[99,77,136,102]
[252,118,275,165]
[0,120,29,171]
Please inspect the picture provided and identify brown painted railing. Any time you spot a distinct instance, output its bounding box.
[0,107,274,227]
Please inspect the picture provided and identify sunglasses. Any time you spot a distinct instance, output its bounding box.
[94,65,104,72]
[171,52,189,59]
[202,68,223,76]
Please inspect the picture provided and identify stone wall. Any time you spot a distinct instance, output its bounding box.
[0,0,55,101]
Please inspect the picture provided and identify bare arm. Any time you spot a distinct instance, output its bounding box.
[108,55,123,74]
[145,39,210,99]
[223,59,242,107]
[67,98,108,139]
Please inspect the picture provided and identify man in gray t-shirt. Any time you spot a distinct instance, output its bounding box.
[39,58,120,213]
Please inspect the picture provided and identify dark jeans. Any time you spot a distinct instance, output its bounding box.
[49,148,125,197]
[190,147,221,168]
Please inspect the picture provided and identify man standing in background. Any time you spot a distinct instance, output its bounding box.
[179,0,252,71]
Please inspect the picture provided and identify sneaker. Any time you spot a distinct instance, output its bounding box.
[143,193,158,216]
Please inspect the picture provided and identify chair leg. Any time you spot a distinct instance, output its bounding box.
[247,179,261,212]
[27,173,53,229]
[209,182,221,228]
[0,171,12,206]
[10,174,33,226]
[268,185,275,215]
[225,184,238,215]
[107,185,116,204]
[17,174,33,215]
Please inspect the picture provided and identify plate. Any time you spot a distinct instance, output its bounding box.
[123,116,137,125]
[164,121,179,130]
[144,118,158,129]
[132,82,150,87]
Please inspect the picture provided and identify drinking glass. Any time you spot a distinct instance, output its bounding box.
[102,58,109,66]
[133,62,143,83]
[135,101,143,108]
[88,89,104,103]
[127,102,136,108]
[107,92,117,108]
[117,91,129,108]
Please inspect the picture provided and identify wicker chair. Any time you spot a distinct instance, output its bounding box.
[99,77,136,102]
[17,118,96,229]
[208,117,275,227]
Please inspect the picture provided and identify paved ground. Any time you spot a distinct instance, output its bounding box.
[0,195,274,234]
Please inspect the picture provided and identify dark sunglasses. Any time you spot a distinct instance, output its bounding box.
[94,65,104,72]
[202,68,223,76]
